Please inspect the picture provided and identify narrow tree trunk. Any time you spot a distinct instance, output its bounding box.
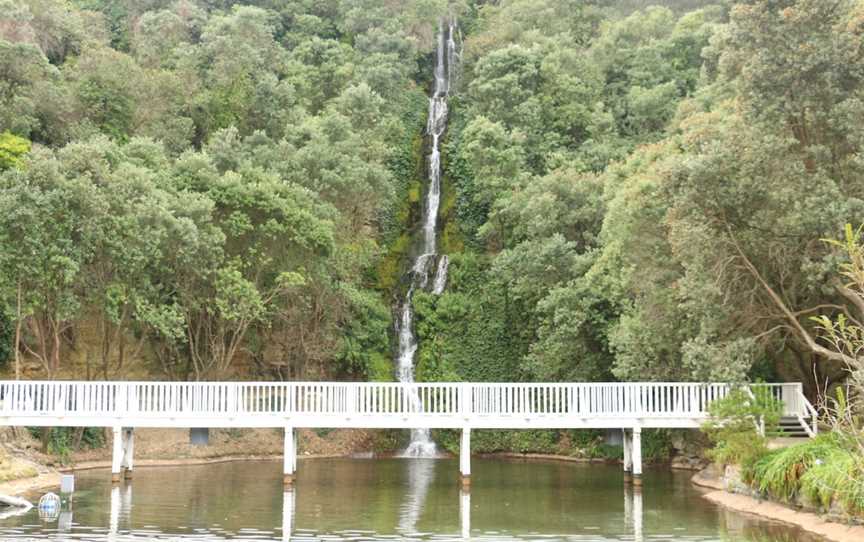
[40,427,52,454]
[72,427,85,451]
[14,282,22,380]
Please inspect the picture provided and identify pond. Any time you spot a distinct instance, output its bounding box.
[0,457,822,541]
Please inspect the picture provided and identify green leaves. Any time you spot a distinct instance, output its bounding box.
[0,132,30,170]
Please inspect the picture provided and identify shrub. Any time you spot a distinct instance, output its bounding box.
[702,387,781,466]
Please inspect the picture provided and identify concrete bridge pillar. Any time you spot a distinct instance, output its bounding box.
[460,428,471,487]
[112,426,135,482]
[121,428,134,479]
[632,427,643,486]
[283,426,296,486]
[111,426,122,482]
[622,429,633,483]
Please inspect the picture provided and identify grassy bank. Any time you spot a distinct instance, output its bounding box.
[744,433,864,518]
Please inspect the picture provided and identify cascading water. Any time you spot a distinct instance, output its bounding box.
[396,18,458,458]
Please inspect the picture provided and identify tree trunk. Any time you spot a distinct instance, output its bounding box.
[14,282,21,380]
[40,427,52,454]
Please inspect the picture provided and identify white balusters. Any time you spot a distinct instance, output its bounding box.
[0,380,814,438]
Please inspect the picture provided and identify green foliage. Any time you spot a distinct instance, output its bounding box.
[4,0,864,462]
[414,252,526,384]
[0,1,449,381]
[432,428,670,462]
[749,432,864,515]
[702,388,781,466]
[0,310,11,367]
[27,427,105,463]
[800,438,864,515]
[0,133,30,170]
[642,429,674,462]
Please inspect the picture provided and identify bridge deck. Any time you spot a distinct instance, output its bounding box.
[0,381,813,429]
[0,381,816,485]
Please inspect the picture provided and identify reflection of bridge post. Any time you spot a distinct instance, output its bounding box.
[58,509,73,532]
[283,426,296,486]
[109,479,133,538]
[460,428,471,487]
[624,485,643,542]
[460,489,470,539]
[282,488,294,542]
[109,485,120,535]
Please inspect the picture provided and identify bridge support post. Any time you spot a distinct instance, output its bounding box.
[460,428,471,488]
[283,426,295,487]
[632,427,642,486]
[121,428,134,480]
[622,429,633,483]
[111,426,123,483]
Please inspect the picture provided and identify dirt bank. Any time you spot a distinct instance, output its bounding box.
[705,491,864,542]
[479,451,599,463]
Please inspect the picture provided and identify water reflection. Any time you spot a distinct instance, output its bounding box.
[0,506,30,521]
[58,509,73,532]
[460,489,470,539]
[397,458,437,536]
[0,459,824,541]
[282,489,294,541]
[107,481,134,538]
[623,486,643,542]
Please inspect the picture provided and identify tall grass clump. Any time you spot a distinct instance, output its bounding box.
[750,434,840,501]
[748,431,864,515]
[799,434,864,515]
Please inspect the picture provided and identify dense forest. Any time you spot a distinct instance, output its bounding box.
[1,0,862,409]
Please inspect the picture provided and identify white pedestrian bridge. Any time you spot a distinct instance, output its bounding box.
[0,381,817,485]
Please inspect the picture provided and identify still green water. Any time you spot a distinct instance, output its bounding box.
[0,458,821,541]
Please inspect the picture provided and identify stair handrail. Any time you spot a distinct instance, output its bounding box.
[798,388,819,437]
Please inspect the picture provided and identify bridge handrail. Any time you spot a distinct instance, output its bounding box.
[0,381,813,421]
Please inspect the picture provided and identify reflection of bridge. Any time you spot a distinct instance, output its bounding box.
[95,463,645,541]
[0,381,816,485]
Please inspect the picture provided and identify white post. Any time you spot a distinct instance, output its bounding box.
[622,429,633,483]
[284,426,295,486]
[121,428,134,480]
[293,429,298,473]
[460,427,471,487]
[111,426,123,483]
[632,426,643,486]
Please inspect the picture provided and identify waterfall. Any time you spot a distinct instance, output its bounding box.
[432,256,449,295]
[395,18,457,458]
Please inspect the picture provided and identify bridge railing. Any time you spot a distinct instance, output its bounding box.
[0,381,814,421]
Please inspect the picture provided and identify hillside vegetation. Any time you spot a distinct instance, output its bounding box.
[1,0,863,417]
